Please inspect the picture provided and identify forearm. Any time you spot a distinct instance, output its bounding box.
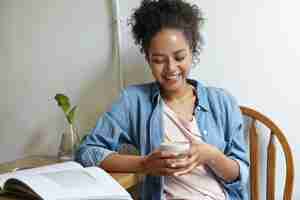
[206,148,240,182]
[100,153,145,173]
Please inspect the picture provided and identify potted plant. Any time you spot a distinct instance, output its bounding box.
[54,93,80,161]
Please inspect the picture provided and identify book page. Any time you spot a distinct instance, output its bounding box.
[81,167,132,199]
[0,161,81,189]
[6,167,132,200]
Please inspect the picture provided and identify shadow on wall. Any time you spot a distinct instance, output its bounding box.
[122,48,153,87]
[23,121,53,156]
[22,61,119,157]
[24,2,117,158]
[75,0,120,137]
[76,62,120,138]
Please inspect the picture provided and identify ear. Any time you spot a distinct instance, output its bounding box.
[145,53,150,64]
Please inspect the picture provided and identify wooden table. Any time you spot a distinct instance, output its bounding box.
[0,156,140,200]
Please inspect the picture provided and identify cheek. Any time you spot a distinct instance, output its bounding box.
[150,66,162,79]
[183,58,193,73]
[181,62,192,74]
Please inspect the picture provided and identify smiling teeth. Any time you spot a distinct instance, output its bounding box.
[165,74,180,80]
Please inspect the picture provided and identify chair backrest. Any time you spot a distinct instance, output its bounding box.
[240,106,294,200]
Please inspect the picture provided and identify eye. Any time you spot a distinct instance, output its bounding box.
[152,58,165,64]
[175,57,185,62]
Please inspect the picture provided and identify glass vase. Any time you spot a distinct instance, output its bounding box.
[58,124,80,161]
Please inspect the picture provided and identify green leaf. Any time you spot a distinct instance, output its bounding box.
[79,134,88,145]
[67,106,77,124]
[54,94,70,114]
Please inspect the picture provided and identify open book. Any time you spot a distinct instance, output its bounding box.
[0,161,132,200]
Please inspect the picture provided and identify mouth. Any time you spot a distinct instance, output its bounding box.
[164,73,181,81]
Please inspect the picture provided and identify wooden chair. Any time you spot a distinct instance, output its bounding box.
[240,106,294,200]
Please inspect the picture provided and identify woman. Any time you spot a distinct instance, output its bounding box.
[76,0,249,199]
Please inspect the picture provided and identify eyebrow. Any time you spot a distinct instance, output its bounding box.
[151,49,186,57]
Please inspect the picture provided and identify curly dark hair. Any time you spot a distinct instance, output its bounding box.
[129,0,205,60]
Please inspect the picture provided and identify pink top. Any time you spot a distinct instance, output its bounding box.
[162,100,226,200]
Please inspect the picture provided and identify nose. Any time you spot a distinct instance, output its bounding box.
[165,57,178,72]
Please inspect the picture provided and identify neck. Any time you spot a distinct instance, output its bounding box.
[161,83,194,103]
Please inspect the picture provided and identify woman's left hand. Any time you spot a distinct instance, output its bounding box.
[171,142,219,176]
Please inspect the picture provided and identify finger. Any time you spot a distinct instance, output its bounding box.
[149,157,176,170]
[151,149,179,158]
[160,167,181,176]
[150,150,164,158]
[147,152,172,162]
[185,152,199,165]
[159,151,180,159]
[174,162,198,176]
[163,157,191,169]
[188,146,209,166]
[150,167,178,176]
[168,157,190,169]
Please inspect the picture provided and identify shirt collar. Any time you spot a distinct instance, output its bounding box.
[150,81,161,104]
[150,79,210,112]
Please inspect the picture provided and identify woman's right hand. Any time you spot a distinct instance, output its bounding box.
[141,150,183,176]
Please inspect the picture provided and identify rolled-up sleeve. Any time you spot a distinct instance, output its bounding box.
[221,91,250,193]
[225,132,249,190]
[75,90,134,167]
[76,145,115,167]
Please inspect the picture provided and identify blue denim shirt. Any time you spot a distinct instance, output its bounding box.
[75,79,249,200]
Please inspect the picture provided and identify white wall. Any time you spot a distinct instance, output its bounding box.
[118,0,153,86]
[0,0,119,162]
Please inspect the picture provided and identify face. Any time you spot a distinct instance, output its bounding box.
[147,29,193,94]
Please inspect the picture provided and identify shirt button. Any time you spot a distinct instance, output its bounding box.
[203,130,208,135]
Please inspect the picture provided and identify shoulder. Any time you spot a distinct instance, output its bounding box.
[203,86,243,125]
[123,82,156,96]
[189,79,238,110]
[106,82,157,118]
[195,83,241,120]
[119,82,158,105]
[205,87,237,107]
[198,85,244,141]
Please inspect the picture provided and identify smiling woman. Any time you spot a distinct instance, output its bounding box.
[75,1,249,200]
[147,29,193,97]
